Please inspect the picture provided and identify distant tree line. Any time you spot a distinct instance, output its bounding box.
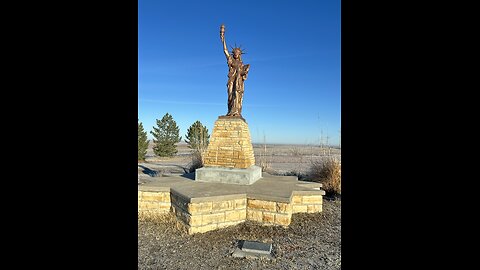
[138,113,210,162]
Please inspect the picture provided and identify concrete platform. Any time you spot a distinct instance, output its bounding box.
[139,172,323,202]
[195,165,262,185]
[138,172,325,234]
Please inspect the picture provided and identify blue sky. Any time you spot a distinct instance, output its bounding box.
[139,0,340,145]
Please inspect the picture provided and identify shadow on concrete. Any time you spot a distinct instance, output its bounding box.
[175,165,190,174]
[179,172,195,181]
[138,165,162,177]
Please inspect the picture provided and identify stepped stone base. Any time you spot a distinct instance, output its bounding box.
[138,173,325,235]
[195,165,262,185]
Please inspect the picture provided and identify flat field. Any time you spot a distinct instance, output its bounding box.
[140,141,340,177]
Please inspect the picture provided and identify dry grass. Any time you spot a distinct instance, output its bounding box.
[138,211,177,225]
[308,157,341,197]
[253,144,341,175]
[258,142,272,172]
[187,149,205,173]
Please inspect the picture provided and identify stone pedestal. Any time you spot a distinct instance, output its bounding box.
[196,116,261,184]
[203,116,255,169]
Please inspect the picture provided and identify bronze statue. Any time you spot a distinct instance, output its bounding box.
[220,24,250,117]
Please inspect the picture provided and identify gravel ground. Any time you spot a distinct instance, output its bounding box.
[138,198,341,269]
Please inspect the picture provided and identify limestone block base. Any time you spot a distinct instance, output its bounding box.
[203,116,256,169]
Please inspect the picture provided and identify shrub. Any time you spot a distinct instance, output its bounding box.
[308,157,341,197]
[184,120,210,172]
[187,150,204,173]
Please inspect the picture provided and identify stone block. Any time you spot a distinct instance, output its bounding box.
[239,209,247,220]
[158,203,171,211]
[292,195,302,204]
[201,212,225,225]
[141,192,170,202]
[225,210,244,222]
[307,204,323,213]
[178,211,202,226]
[262,212,275,224]
[174,206,183,219]
[276,202,292,213]
[302,195,323,204]
[195,165,262,185]
[171,194,189,211]
[274,213,291,226]
[188,202,213,214]
[292,205,308,213]
[212,200,235,211]
[234,198,247,209]
[248,199,276,211]
[138,201,160,210]
[247,210,263,222]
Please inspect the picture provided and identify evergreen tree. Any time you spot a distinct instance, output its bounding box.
[185,120,210,150]
[150,113,181,157]
[138,119,149,161]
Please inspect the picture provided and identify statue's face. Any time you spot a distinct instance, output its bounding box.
[233,50,241,59]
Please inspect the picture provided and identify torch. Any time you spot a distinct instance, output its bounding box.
[220,24,225,41]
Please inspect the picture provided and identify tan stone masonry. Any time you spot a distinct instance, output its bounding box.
[138,191,171,214]
[138,188,325,234]
[203,117,255,169]
[170,192,247,234]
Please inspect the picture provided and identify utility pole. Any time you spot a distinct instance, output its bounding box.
[320,129,325,155]
[326,135,330,156]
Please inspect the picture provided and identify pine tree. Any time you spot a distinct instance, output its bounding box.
[185,120,210,150]
[150,113,182,157]
[138,119,149,161]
